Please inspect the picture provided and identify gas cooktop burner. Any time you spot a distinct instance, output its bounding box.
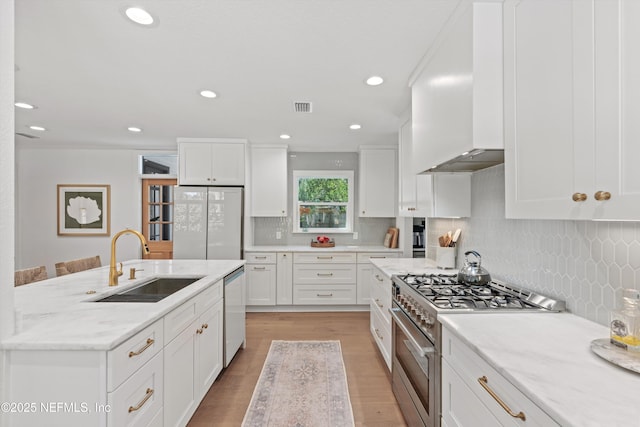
[394,273,564,312]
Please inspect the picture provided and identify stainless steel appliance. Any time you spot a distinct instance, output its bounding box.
[224,266,245,367]
[389,272,565,427]
[412,224,425,258]
[173,186,243,260]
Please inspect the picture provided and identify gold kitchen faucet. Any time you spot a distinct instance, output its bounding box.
[109,229,150,286]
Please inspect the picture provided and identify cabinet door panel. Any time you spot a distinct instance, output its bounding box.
[276,252,293,305]
[179,143,212,185]
[251,147,287,216]
[210,143,245,185]
[246,265,276,305]
[195,301,223,400]
[164,322,197,427]
[359,148,396,217]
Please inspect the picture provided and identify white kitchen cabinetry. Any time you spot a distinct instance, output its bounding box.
[356,252,399,305]
[250,145,287,217]
[399,117,471,218]
[164,284,224,427]
[245,252,277,305]
[177,138,246,186]
[504,0,640,220]
[293,252,357,304]
[441,326,559,427]
[411,2,503,174]
[359,147,397,217]
[369,264,392,371]
[276,252,293,304]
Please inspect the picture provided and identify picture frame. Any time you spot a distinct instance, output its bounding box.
[57,184,111,236]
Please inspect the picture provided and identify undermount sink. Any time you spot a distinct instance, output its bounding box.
[95,277,204,303]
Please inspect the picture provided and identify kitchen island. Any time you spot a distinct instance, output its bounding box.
[2,259,244,427]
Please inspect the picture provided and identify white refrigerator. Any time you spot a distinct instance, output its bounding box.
[173,187,243,259]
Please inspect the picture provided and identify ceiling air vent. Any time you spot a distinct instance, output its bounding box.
[15,132,39,139]
[293,102,312,113]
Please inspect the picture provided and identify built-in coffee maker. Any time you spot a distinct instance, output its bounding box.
[412,219,425,258]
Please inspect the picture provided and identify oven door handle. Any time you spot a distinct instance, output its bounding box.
[389,308,435,358]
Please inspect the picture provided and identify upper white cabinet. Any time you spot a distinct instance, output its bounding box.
[178,138,246,186]
[411,2,503,174]
[504,0,640,220]
[399,116,471,218]
[250,145,287,217]
[359,146,397,217]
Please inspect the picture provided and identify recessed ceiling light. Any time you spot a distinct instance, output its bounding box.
[280,134,291,140]
[200,90,217,98]
[29,125,46,131]
[366,76,384,86]
[349,124,362,130]
[15,102,35,109]
[125,7,154,25]
[128,127,142,133]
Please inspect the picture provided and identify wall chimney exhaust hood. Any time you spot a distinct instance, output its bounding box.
[422,149,504,173]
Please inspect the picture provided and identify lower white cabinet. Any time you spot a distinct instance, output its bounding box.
[245,252,277,305]
[276,252,293,304]
[356,253,399,305]
[293,253,358,305]
[441,326,559,427]
[369,265,392,371]
[164,298,223,427]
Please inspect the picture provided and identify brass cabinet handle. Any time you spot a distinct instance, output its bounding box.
[572,192,587,202]
[375,274,384,282]
[196,328,203,334]
[317,256,333,260]
[374,328,383,340]
[594,191,611,201]
[253,266,266,270]
[317,272,333,277]
[128,338,154,358]
[128,388,154,413]
[477,376,526,421]
[375,298,384,308]
[316,293,333,297]
[202,323,208,329]
[408,207,416,211]
[255,256,267,259]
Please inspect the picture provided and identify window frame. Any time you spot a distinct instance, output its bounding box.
[292,170,354,233]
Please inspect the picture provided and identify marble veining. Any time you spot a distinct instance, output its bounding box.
[2,259,244,351]
[440,313,640,427]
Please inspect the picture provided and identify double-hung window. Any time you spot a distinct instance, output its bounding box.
[293,170,354,233]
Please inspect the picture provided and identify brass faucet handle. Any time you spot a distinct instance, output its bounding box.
[116,262,124,276]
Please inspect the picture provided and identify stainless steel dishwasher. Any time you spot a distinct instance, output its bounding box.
[224,266,245,367]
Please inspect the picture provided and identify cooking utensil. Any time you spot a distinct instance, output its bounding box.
[438,235,446,247]
[457,250,491,285]
[450,229,461,246]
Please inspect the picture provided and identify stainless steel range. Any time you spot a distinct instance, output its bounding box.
[389,272,565,427]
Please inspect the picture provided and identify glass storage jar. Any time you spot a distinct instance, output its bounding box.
[610,288,640,352]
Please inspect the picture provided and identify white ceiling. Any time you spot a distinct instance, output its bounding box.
[14,0,459,151]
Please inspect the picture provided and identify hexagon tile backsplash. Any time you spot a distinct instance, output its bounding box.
[428,164,640,327]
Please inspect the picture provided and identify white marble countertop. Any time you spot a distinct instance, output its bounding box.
[2,259,244,351]
[440,313,640,427]
[245,244,402,253]
[370,257,457,277]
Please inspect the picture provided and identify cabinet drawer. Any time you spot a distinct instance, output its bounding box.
[164,296,199,344]
[293,285,356,304]
[443,328,560,427]
[370,304,391,370]
[293,264,357,285]
[356,252,399,263]
[294,252,357,264]
[108,351,163,427]
[370,282,391,324]
[108,319,164,392]
[195,280,223,314]
[245,252,276,264]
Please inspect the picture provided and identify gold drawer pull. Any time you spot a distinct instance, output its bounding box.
[316,293,333,297]
[374,328,383,340]
[572,192,587,202]
[128,388,154,413]
[594,191,611,201]
[254,256,267,259]
[128,338,154,358]
[375,274,384,282]
[375,298,384,308]
[317,256,333,260]
[196,328,203,334]
[317,272,333,277]
[477,376,526,421]
[202,323,208,329]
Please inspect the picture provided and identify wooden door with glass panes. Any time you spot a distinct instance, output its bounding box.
[142,179,176,259]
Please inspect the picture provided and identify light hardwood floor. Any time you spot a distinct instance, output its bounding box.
[187,312,408,427]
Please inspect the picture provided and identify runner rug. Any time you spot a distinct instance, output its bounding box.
[241,340,355,427]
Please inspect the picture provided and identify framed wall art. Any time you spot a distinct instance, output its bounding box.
[57,184,111,236]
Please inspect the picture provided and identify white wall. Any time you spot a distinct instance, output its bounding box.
[16,147,155,277]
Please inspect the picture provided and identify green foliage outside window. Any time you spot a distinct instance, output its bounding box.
[298,178,349,203]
